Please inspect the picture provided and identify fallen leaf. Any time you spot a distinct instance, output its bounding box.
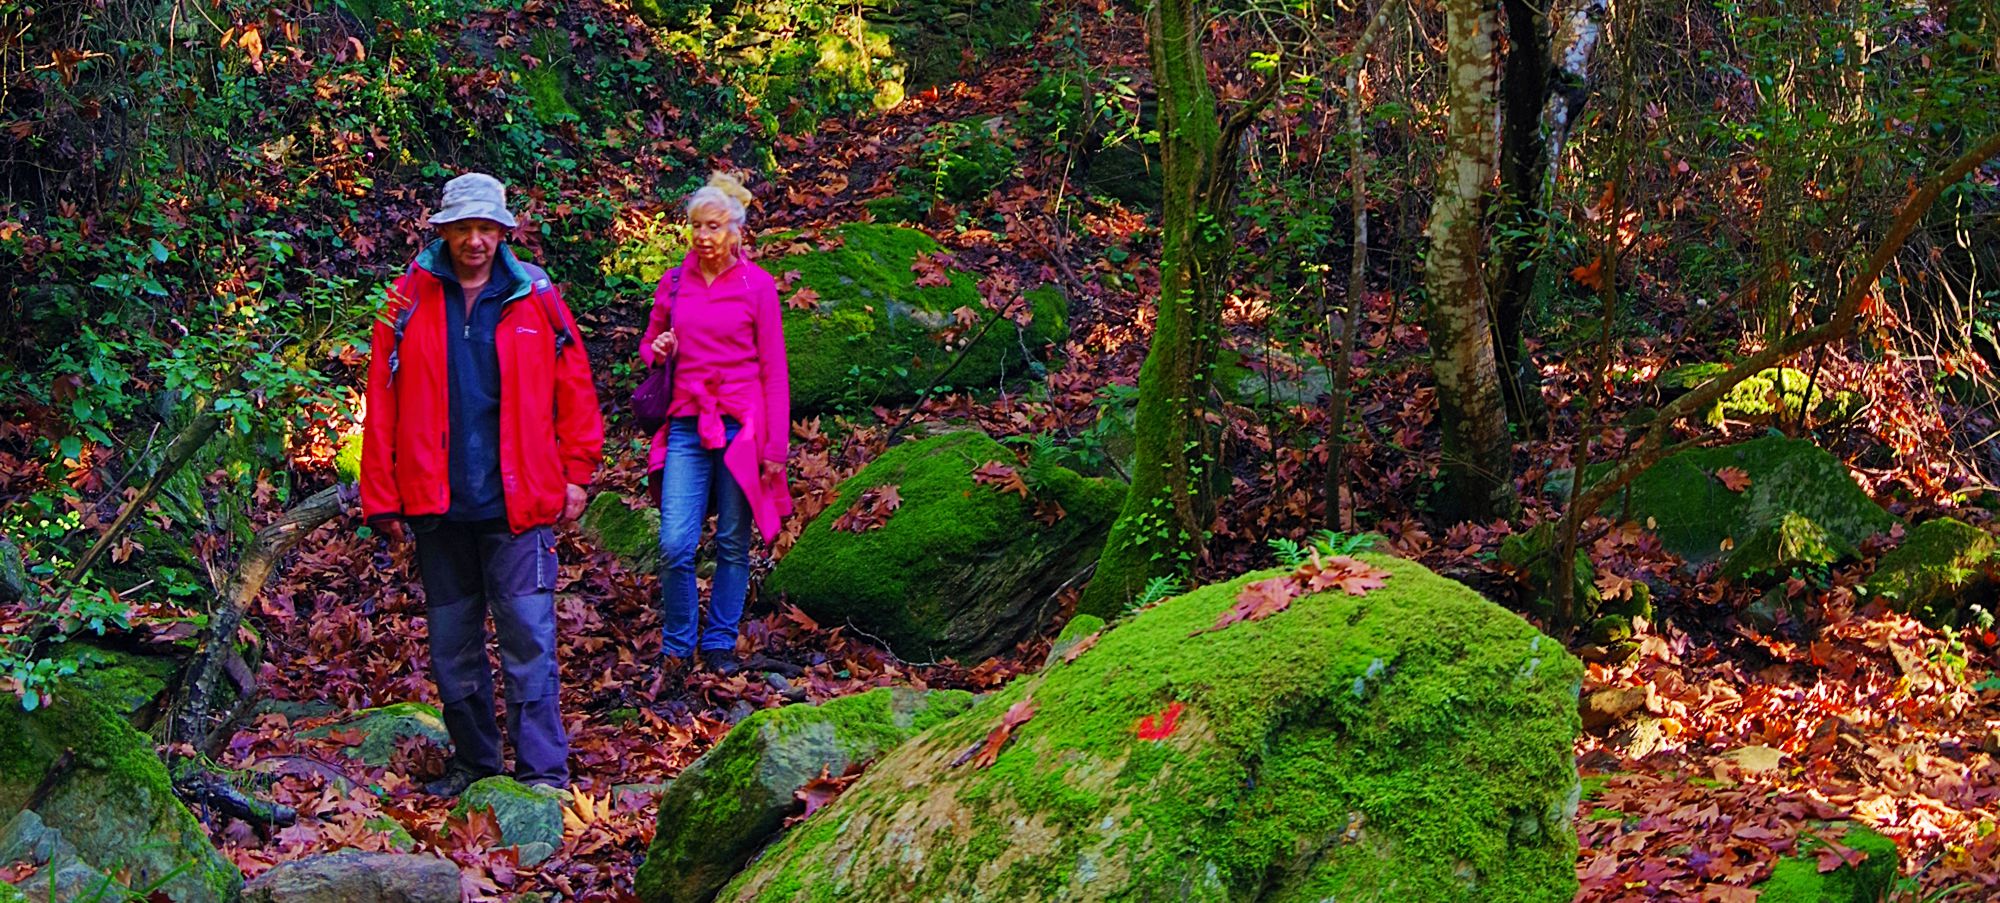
[1571,258,1606,291]
[951,698,1036,769]
[1714,467,1751,492]
[786,762,865,826]
[832,485,902,532]
[786,286,822,311]
[1205,576,1300,634]
[971,461,1030,498]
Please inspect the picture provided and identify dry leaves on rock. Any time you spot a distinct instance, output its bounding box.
[785,762,866,826]
[1201,553,1391,635]
[832,485,902,532]
[951,698,1036,769]
[970,460,1030,498]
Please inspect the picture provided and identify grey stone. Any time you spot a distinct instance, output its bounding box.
[241,851,460,903]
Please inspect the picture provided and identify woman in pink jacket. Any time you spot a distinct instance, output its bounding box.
[639,172,792,681]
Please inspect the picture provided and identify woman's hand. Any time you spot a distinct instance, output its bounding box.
[650,328,678,362]
[760,459,785,484]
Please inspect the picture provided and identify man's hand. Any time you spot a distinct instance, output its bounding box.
[375,518,411,544]
[562,483,589,521]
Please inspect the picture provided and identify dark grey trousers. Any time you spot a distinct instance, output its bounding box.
[413,523,569,786]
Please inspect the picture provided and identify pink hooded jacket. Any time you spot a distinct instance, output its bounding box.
[640,251,794,543]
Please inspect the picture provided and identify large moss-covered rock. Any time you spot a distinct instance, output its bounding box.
[301,702,450,767]
[1867,517,1996,623]
[45,640,180,727]
[451,777,564,867]
[635,687,974,903]
[767,431,1125,661]
[0,535,25,604]
[723,555,1584,902]
[0,693,242,902]
[1656,365,1858,428]
[579,492,661,574]
[1749,823,1899,902]
[776,224,1067,414]
[1616,436,1896,568]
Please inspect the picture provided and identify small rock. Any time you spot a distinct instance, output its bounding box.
[1580,686,1648,732]
[1720,744,1786,773]
[452,777,564,867]
[0,535,26,604]
[725,699,757,724]
[242,851,460,903]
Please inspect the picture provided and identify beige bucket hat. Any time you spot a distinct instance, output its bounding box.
[427,172,519,228]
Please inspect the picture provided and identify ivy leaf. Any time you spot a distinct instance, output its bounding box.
[149,238,170,262]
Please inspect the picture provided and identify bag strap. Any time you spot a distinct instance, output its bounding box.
[386,262,422,383]
[525,277,574,358]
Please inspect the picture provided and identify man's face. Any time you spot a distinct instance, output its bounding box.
[440,219,504,272]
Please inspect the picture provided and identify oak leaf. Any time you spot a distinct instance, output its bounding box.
[831,485,902,532]
[785,762,864,826]
[1714,467,1751,492]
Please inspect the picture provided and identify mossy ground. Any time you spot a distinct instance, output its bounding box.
[766,430,1123,659]
[726,555,1583,902]
[1866,517,1995,622]
[776,224,1067,413]
[0,693,241,902]
[1616,436,1896,567]
[1752,823,1899,903]
[636,687,974,903]
[301,701,449,767]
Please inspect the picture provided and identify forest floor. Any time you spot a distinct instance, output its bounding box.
[11,5,1999,902]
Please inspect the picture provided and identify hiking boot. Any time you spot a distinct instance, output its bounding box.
[423,765,496,799]
[701,648,744,676]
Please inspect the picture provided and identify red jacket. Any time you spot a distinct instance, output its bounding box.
[361,244,604,533]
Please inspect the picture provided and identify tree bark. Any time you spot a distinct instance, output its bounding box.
[1424,0,1518,524]
[1078,0,1274,616]
[1326,0,1405,531]
[1489,0,1553,429]
[66,408,222,584]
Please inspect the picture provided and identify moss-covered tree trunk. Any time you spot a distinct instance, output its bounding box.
[1078,0,1256,616]
[1423,0,1518,524]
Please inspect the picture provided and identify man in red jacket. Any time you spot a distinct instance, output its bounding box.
[360,172,604,797]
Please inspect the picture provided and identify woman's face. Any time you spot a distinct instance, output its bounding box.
[690,204,736,267]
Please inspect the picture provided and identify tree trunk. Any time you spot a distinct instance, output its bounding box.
[1424,0,1518,524]
[1079,0,1272,616]
[1489,0,1553,428]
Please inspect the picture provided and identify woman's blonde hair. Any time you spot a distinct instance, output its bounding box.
[687,171,754,234]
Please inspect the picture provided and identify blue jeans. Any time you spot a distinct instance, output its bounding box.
[659,416,752,658]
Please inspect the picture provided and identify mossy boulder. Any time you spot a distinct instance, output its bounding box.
[0,693,242,902]
[1,810,116,902]
[335,429,364,486]
[451,777,564,866]
[767,431,1125,661]
[301,702,450,767]
[1044,613,1105,668]
[1749,823,1899,902]
[46,640,180,728]
[635,687,975,903]
[1867,517,1996,623]
[723,555,1584,901]
[1615,436,1896,569]
[579,492,661,574]
[775,224,1067,414]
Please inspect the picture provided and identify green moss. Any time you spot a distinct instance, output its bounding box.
[520,29,580,124]
[1754,823,1899,903]
[579,492,661,574]
[363,816,418,852]
[334,429,364,485]
[636,688,975,903]
[1497,522,1598,618]
[453,776,564,865]
[1616,436,1896,567]
[726,555,1583,901]
[1724,511,1853,579]
[302,701,449,766]
[45,641,178,726]
[0,693,242,902]
[766,431,1124,660]
[1046,613,1106,667]
[1867,517,1996,623]
[776,224,1066,413]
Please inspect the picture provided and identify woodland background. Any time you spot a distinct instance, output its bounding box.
[2,0,2000,899]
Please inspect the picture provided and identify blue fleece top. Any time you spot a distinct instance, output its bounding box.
[417,241,532,523]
